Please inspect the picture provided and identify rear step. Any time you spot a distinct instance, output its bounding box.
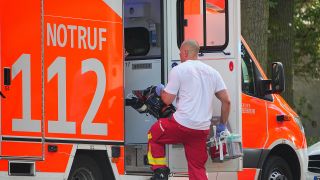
[9,161,35,176]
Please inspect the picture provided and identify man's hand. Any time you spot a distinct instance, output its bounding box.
[155,84,165,96]
[216,123,229,137]
[155,84,176,106]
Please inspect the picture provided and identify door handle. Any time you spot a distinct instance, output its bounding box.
[1,67,11,98]
[4,67,11,86]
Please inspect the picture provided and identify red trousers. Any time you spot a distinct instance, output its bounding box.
[147,116,209,180]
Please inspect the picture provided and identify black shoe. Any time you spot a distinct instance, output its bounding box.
[150,167,170,180]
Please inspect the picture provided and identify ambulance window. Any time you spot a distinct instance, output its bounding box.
[241,44,256,95]
[178,0,228,50]
[241,44,273,101]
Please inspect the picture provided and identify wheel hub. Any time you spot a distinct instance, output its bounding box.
[269,169,287,180]
[70,167,95,180]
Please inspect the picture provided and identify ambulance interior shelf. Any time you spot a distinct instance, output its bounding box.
[125,55,161,61]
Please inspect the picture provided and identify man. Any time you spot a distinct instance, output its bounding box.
[148,40,231,180]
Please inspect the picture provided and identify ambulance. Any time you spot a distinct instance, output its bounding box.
[0,0,307,179]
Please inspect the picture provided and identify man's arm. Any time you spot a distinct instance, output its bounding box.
[215,89,231,124]
[160,90,176,105]
[158,67,179,105]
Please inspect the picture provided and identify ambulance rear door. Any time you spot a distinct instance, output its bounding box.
[43,0,124,145]
[0,0,44,160]
[165,0,242,174]
[0,0,125,160]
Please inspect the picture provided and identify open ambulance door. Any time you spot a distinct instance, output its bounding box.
[165,0,242,175]
[43,0,124,143]
[0,0,44,160]
[1,0,124,161]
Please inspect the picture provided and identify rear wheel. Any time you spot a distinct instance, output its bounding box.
[261,156,293,180]
[68,154,103,180]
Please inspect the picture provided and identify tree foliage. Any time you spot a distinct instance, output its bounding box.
[294,0,320,79]
[294,0,320,145]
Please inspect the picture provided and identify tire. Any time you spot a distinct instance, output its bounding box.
[261,156,293,180]
[68,154,103,180]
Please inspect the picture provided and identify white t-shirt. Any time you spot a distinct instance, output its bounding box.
[164,60,227,130]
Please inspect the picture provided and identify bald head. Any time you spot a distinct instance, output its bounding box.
[180,40,200,62]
